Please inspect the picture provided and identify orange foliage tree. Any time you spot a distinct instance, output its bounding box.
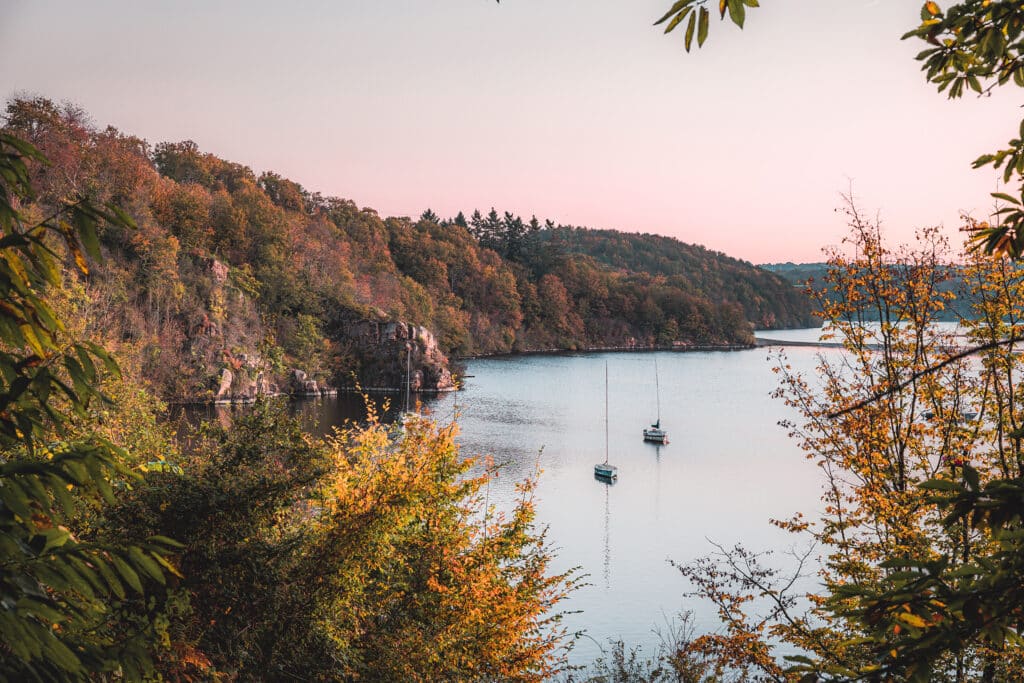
[671,202,1024,681]
[108,403,578,681]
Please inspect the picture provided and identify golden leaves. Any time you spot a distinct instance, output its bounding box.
[307,414,576,680]
[896,611,928,629]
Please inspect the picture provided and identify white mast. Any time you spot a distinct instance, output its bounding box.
[655,357,661,426]
[405,345,411,413]
[604,361,609,465]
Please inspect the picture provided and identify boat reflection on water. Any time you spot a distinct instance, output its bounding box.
[595,471,613,589]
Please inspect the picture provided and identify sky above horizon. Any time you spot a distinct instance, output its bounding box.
[1,0,1018,263]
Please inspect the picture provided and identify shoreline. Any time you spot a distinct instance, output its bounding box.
[171,333,826,406]
[456,341,756,361]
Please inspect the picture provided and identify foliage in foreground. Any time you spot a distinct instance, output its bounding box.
[105,403,578,681]
[0,132,178,679]
[666,209,1024,681]
[563,612,721,683]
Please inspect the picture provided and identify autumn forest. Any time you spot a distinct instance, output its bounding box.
[7,0,1024,679]
[2,97,811,404]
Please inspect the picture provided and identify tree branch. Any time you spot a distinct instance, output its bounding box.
[829,335,1024,418]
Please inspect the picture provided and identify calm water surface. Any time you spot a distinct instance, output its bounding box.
[182,333,834,666]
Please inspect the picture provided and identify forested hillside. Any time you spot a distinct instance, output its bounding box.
[529,227,812,330]
[5,97,813,402]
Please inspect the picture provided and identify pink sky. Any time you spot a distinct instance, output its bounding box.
[1,0,1017,263]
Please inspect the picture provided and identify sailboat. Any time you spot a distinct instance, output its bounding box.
[594,362,618,480]
[400,344,420,427]
[643,358,669,444]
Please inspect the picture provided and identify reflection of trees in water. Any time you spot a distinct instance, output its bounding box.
[172,393,452,450]
[173,392,448,444]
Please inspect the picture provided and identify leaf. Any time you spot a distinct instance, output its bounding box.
[684,11,697,51]
[666,6,693,34]
[64,355,89,404]
[94,557,125,600]
[147,534,185,549]
[71,206,102,263]
[111,553,144,593]
[69,243,89,276]
[896,612,928,629]
[727,0,745,28]
[74,346,97,384]
[17,597,67,626]
[991,191,1021,206]
[18,322,46,358]
[106,203,137,230]
[83,451,115,504]
[654,0,692,26]
[41,631,83,672]
[152,552,184,579]
[963,466,981,491]
[919,478,959,491]
[698,7,710,46]
[883,572,928,586]
[1,478,33,520]
[128,546,166,585]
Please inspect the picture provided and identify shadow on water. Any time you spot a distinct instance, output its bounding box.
[169,391,447,443]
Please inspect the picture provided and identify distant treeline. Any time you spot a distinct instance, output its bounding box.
[5,97,813,401]
[761,261,978,322]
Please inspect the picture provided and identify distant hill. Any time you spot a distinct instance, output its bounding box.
[531,228,814,330]
[759,262,830,285]
[759,262,975,322]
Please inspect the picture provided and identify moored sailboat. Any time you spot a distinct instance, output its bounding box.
[594,362,618,480]
[399,344,420,430]
[643,358,669,444]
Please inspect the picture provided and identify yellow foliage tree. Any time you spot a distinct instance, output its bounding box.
[675,202,1024,681]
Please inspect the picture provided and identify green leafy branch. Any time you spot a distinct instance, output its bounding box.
[902,2,1024,258]
[1,131,181,679]
[655,0,761,52]
[804,468,1024,682]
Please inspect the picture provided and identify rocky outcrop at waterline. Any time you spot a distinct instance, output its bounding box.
[212,364,339,404]
[190,289,456,403]
[336,314,456,393]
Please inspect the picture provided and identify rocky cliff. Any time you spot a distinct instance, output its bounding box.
[337,314,456,393]
[203,262,455,403]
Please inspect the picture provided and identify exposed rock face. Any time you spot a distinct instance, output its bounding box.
[192,259,442,401]
[212,356,262,404]
[289,369,330,396]
[215,368,234,402]
[212,362,332,404]
[210,258,229,285]
[194,257,333,404]
[337,315,455,392]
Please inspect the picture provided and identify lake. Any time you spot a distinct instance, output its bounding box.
[182,333,832,667]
